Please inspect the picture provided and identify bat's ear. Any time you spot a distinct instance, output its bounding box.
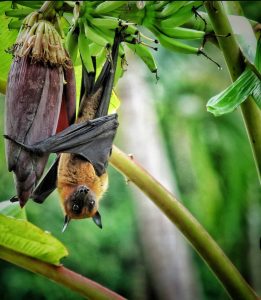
[92,211,102,229]
[62,215,71,232]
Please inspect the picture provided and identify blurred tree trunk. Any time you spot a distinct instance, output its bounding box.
[117,55,202,300]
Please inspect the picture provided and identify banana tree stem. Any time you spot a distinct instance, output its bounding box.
[110,145,259,300]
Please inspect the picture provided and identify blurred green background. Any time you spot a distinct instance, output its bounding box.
[0,1,260,300]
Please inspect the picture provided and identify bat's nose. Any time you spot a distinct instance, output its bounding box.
[78,186,89,194]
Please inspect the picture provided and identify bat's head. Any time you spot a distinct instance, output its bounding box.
[62,185,102,231]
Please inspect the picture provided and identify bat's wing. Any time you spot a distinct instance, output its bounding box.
[79,28,123,120]
[31,158,59,203]
[5,114,118,177]
[94,32,121,118]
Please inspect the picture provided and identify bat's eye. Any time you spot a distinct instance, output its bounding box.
[88,200,95,210]
[72,203,81,214]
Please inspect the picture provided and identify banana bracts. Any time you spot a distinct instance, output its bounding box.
[5,14,75,207]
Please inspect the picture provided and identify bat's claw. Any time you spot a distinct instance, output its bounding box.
[9,196,26,208]
[4,135,29,150]
[10,196,19,203]
[3,134,12,141]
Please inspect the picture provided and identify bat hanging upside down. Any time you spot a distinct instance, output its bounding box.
[5,29,124,230]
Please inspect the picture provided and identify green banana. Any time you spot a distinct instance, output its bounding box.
[125,23,139,35]
[14,1,44,9]
[5,7,34,18]
[90,17,120,30]
[158,1,188,18]
[160,1,203,28]
[8,19,23,30]
[157,33,199,54]
[156,26,205,40]
[151,1,168,11]
[91,23,116,46]
[81,0,95,15]
[84,21,110,47]
[119,44,125,59]
[115,47,125,82]
[127,43,158,74]
[95,46,108,71]
[94,1,127,15]
[66,25,79,64]
[78,20,94,72]
[89,43,103,57]
[90,17,140,38]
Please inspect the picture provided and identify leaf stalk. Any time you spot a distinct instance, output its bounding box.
[0,246,126,300]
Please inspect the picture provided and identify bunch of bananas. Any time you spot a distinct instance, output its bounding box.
[64,1,159,79]
[6,1,211,77]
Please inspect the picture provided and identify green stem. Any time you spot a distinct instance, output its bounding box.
[0,246,126,300]
[204,1,261,182]
[110,146,259,300]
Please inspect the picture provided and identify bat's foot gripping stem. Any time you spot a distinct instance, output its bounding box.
[10,196,19,203]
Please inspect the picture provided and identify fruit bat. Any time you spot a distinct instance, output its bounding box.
[5,28,123,229]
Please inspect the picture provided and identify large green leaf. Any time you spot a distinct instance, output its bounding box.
[207,35,261,116]
[0,214,68,265]
[0,200,27,219]
[0,2,18,83]
[207,68,261,116]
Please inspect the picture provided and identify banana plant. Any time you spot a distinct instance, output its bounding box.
[0,1,260,300]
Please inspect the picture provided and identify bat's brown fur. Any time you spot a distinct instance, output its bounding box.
[57,154,108,217]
